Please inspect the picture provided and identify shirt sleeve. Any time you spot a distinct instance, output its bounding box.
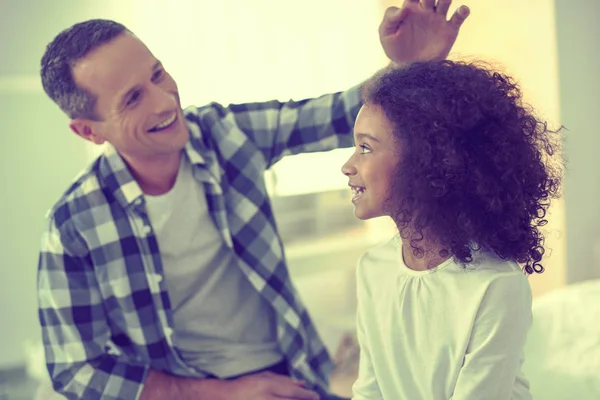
[352,260,384,400]
[37,216,150,400]
[450,272,533,400]
[221,85,362,169]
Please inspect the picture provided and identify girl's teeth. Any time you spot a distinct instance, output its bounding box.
[352,187,365,196]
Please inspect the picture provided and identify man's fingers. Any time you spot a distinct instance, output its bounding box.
[449,5,470,27]
[379,6,411,36]
[421,0,436,10]
[264,375,319,399]
[435,0,453,17]
[384,6,411,23]
[264,373,306,387]
[254,373,318,399]
[273,384,320,400]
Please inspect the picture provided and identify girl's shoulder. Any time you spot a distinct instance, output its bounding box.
[449,250,532,305]
[358,235,400,266]
[355,235,402,287]
[456,249,526,278]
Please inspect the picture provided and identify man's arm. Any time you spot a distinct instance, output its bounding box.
[139,371,214,400]
[450,273,533,400]
[38,225,207,400]
[205,0,469,170]
[38,217,153,399]
[39,217,319,400]
[142,370,320,400]
[208,85,362,170]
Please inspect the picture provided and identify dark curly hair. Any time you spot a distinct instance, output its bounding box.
[364,60,564,275]
[41,19,129,120]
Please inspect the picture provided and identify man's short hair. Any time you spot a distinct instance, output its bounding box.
[40,19,129,120]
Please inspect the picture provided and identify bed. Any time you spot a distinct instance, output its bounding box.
[522,278,600,399]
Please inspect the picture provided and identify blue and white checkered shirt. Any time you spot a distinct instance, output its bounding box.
[37,87,362,400]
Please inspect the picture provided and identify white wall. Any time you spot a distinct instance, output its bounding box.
[0,0,133,369]
[554,0,600,283]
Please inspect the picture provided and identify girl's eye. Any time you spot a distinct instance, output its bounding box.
[360,144,372,154]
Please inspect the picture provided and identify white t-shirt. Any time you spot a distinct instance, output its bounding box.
[145,156,282,378]
[353,236,533,400]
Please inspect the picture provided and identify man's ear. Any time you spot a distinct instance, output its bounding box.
[69,119,106,145]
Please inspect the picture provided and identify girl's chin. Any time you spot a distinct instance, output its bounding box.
[353,206,384,221]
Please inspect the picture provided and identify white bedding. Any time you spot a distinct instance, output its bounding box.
[523,279,600,399]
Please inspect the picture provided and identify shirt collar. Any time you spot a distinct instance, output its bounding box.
[98,120,206,209]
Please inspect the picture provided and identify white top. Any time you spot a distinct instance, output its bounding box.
[352,236,533,400]
[145,155,282,378]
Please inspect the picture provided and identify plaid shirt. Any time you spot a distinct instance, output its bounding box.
[37,86,362,400]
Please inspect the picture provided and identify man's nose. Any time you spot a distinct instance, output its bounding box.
[151,86,177,112]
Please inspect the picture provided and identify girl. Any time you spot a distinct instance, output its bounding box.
[342,60,563,399]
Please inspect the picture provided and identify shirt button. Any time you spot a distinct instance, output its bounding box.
[155,274,163,283]
[142,225,152,235]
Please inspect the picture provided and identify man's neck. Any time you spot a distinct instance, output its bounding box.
[123,151,183,196]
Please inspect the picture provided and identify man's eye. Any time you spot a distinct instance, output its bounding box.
[127,91,140,106]
[152,69,164,82]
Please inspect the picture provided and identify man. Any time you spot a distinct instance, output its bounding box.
[37,1,469,399]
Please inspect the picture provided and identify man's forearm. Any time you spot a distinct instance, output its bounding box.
[140,370,227,400]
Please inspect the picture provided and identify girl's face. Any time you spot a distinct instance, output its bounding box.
[342,104,400,220]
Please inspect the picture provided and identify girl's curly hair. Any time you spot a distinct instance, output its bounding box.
[364,60,564,274]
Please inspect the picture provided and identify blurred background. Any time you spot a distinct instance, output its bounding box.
[0,0,598,398]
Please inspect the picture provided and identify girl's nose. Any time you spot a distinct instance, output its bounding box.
[341,156,356,176]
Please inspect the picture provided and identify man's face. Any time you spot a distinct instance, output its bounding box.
[71,33,189,163]
[341,104,400,220]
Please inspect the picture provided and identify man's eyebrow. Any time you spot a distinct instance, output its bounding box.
[152,60,162,71]
[356,132,380,142]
